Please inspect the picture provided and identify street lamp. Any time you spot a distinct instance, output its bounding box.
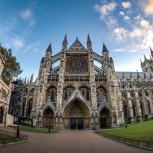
[16,104,21,138]
[48,113,51,133]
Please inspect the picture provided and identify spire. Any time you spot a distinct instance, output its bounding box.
[130,73,132,78]
[150,72,153,78]
[41,57,44,63]
[30,74,34,84]
[150,55,152,60]
[137,70,140,78]
[62,34,68,51]
[150,47,153,53]
[24,77,27,84]
[144,72,147,78]
[144,54,147,60]
[63,34,67,44]
[102,43,109,53]
[122,72,125,78]
[87,34,92,51]
[46,43,52,53]
[87,34,91,44]
[140,59,143,64]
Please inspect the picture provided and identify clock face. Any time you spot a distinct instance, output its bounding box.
[66,56,88,74]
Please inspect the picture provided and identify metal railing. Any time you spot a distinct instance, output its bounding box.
[0,130,28,144]
[97,132,153,149]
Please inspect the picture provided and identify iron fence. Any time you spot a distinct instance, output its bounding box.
[97,132,153,150]
[0,129,28,144]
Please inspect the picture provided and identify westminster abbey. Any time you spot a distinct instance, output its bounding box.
[19,35,153,129]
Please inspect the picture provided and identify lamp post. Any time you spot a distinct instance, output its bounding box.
[16,104,21,138]
[48,113,51,133]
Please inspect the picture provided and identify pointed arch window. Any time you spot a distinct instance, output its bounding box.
[63,87,74,101]
[26,98,33,117]
[147,100,151,114]
[132,101,136,116]
[140,101,144,115]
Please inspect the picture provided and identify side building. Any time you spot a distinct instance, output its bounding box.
[0,51,12,126]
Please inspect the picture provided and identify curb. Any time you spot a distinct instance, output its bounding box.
[0,139,29,147]
[96,133,153,151]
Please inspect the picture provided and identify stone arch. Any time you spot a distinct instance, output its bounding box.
[29,88,35,95]
[79,86,91,101]
[96,86,107,108]
[22,97,26,116]
[139,100,144,116]
[145,91,149,96]
[146,99,151,114]
[63,86,75,101]
[26,98,33,117]
[99,107,112,128]
[46,86,57,107]
[131,100,137,117]
[121,92,126,98]
[123,101,130,119]
[24,88,28,94]
[63,98,90,129]
[43,107,54,128]
[0,106,4,124]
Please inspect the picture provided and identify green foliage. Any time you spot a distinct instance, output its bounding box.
[96,120,153,142]
[0,46,22,85]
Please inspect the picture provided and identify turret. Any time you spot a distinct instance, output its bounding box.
[45,43,52,61]
[62,34,68,51]
[87,34,92,51]
[137,70,140,78]
[150,47,153,58]
[102,43,109,60]
[144,54,147,60]
[30,74,34,84]
[144,72,147,78]
[140,59,143,66]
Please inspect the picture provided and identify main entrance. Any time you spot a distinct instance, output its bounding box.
[63,99,90,129]
[70,118,84,129]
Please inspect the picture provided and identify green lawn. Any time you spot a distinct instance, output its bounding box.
[9,125,58,134]
[96,120,153,142]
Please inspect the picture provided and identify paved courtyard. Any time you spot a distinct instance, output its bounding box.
[0,128,152,153]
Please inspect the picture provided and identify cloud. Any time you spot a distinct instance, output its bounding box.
[119,11,130,20]
[122,1,131,9]
[114,28,128,40]
[12,39,24,49]
[140,19,149,28]
[94,2,117,18]
[113,48,126,52]
[119,11,125,16]
[143,0,153,16]
[20,8,36,26]
[129,28,142,39]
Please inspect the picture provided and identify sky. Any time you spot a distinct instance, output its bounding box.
[0,0,153,79]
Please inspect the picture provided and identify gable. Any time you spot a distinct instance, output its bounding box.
[67,39,87,52]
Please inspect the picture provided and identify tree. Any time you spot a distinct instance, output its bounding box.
[0,45,22,85]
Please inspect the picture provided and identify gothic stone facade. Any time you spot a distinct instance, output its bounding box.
[0,52,11,126]
[21,36,153,129]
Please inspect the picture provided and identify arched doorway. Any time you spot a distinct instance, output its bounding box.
[63,99,90,129]
[43,107,54,128]
[0,107,4,124]
[100,108,111,128]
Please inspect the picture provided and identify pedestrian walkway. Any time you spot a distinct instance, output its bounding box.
[0,127,152,153]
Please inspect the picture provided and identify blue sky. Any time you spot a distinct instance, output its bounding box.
[0,0,153,79]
